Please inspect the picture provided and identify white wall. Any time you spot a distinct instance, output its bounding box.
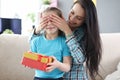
[57,0,120,33]
[58,0,73,19]
[97,0,120,33]
[0,0,40,18]
[0,0,41,35]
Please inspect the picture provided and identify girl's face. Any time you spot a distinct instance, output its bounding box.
[42,11,58,34]
[68,3,86,29]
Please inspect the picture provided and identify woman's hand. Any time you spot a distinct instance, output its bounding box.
[35,13,49,34]
[49,14,73,36]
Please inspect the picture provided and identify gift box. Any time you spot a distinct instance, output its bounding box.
[21,52,53,71]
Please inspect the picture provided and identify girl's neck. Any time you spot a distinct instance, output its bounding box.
[45,33,58,40]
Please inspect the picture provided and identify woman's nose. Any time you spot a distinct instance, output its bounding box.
[70,16,76,22]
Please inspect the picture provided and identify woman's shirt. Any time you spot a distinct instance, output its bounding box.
[30,34,71,78]
[63,27,88,80]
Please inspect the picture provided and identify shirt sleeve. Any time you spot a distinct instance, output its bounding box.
[66,34,85,64]
[30,38,37,53]
[62,41,71,57]
[29,28,42,42]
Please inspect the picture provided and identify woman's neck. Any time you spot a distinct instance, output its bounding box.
[71,27,75,31]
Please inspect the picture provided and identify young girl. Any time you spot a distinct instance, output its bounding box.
[30,7,71,80]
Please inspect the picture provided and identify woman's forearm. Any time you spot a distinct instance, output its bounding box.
[66,35,85,64]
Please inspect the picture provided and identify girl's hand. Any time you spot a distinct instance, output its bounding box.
[46,56,60,72]
[49,14,72,36]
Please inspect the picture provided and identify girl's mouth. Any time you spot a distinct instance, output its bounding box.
[46,27,55,29]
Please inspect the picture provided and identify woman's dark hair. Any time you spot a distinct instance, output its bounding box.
[43,7,64,36]
[74,0,102,80]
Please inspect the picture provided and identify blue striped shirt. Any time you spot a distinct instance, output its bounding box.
[63,27,88,80]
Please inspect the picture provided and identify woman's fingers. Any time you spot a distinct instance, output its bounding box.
[36,16,49,32]
[50,15,62,24]
[40,16,48,26]
[40,19,48,29]
[49,15,69,33]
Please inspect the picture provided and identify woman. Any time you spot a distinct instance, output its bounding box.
[33,0,102,80]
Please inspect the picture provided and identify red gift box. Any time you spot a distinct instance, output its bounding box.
[21,52,53,71]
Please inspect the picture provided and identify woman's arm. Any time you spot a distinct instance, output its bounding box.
[66,33,85,64]
[50,14,85,64]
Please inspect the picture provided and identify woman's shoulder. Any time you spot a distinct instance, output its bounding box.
[76,27,84,32]
[74,27,84,36]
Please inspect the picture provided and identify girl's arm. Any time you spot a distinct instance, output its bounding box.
[46,56,71,72]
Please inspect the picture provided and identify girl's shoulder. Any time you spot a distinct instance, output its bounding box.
[59,35,66,41]
[31,34,43,43]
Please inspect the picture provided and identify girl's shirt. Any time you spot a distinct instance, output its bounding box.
[30,34,71,78]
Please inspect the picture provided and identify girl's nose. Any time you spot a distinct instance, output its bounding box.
[47,20,52,25]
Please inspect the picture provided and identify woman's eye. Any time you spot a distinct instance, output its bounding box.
[77,17,84,21]
[77,18,82,20]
